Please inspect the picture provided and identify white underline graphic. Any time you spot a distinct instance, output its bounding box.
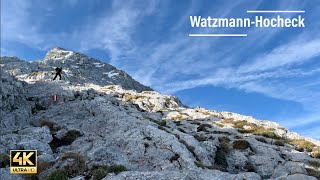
[189,34,247,37]
[247,10,305,13]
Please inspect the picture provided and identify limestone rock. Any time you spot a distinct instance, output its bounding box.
[270,174,318,180]
[0,48,319,180]
[272,161,307,178]
[103,169,262,180]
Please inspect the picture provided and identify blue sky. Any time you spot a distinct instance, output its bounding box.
[1,0,320,139]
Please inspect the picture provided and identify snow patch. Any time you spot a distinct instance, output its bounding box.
[63,51,74,59]
[93,62,105,68]
[64,70,73,77]
[103,71,119,79]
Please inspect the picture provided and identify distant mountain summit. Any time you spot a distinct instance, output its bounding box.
[0,47,152,92]
[0,48,319,180]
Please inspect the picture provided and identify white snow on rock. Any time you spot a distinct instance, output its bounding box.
[93,62,105,68]
[103,70,119,79]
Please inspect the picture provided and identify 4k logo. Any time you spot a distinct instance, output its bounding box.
[10,150,37,174]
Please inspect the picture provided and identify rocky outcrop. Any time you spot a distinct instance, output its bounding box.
[103,169,262,180]
[0,48,319,180]
[0,72,32,131]
[1,48,152,92]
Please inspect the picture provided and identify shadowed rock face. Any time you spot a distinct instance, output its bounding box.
[0,49,319,180]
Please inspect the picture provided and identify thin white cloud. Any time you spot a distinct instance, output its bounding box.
[281,112,320,129]
[132,0,309,89]
[1,0,44,47]
[299,125,320,140]
[238,37,320,73]
[152,29,320,131]
[1,0,71,51]
[75,0,161,65]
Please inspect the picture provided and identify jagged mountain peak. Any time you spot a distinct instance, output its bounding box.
[45,47,67,54]
[44,47,97,63]
[1,48,152,92]
[44,47,79,61]
[51,47,66,51]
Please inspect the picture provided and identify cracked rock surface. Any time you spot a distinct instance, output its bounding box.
[1,48,319,180]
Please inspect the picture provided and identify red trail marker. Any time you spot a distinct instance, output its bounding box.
[52,95,58,102]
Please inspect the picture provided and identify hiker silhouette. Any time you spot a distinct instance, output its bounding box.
[53,67,62,80]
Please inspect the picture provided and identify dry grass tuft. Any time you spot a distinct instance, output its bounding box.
[233,140,250,150]
[61,152,86,176]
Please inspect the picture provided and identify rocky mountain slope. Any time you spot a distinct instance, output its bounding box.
[0,48,319,180]
[1,47,152,92]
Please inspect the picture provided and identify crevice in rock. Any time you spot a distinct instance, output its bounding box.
[49,129,82,152]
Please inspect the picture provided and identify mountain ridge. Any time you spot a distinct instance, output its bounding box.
[0,48,319,179]
[1,47,152,92]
